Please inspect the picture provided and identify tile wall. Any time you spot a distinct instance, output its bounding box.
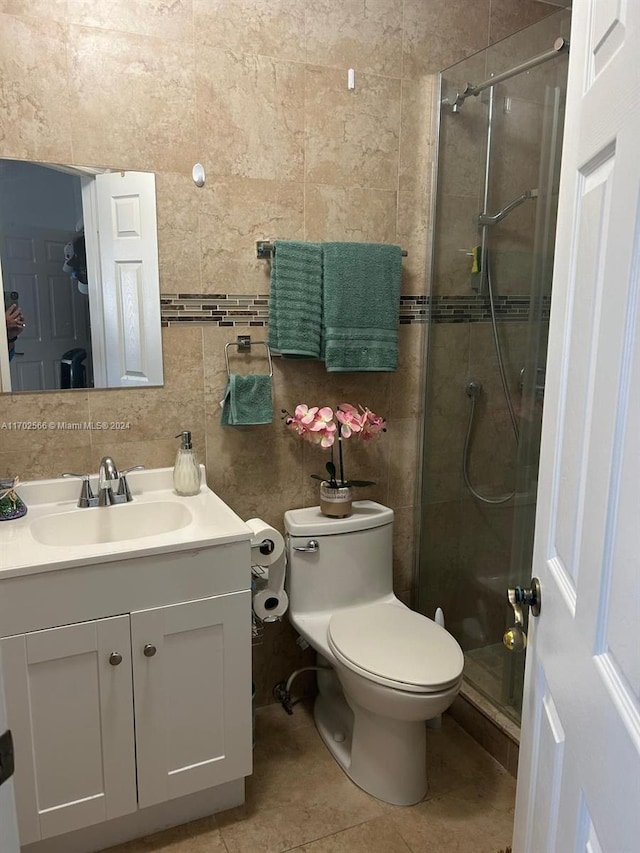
[0,0,553,707]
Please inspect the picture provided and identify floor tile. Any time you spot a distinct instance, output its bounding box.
[389,788,515,853]
[102,708,516,853]
[297,816,412,852]
[103,816,225,852]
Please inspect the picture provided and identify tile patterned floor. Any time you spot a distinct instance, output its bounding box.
[105,703,516,853]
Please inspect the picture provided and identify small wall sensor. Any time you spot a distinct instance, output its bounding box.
[347,69,355,90]
[192,163,205,187]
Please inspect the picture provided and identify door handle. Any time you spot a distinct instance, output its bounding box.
[503,578,541,652]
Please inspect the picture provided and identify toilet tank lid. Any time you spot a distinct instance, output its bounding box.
[285,501,393,536]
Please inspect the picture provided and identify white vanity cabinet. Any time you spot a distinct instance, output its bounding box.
[0,542,253,851]
[1,616,138,843]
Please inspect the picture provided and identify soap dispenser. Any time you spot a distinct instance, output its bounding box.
[173,431,201,496]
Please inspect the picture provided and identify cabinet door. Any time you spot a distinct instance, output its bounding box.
[0,616,137,843]
[132,591,252,808]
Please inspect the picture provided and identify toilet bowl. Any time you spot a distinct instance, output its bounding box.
[285,501,464,806]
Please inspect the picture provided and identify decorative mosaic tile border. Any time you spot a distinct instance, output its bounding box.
[400,294,552,324]
[161,293,551,327]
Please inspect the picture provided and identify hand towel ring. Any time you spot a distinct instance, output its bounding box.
[224,336,273,378]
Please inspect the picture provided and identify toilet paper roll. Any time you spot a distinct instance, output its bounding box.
[246,518,285,567]
[253,587,289,622]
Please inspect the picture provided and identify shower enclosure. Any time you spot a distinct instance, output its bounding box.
[418,8,571,725]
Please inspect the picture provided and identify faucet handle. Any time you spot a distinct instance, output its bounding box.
[117,465,145,502]
[62,472,95,508]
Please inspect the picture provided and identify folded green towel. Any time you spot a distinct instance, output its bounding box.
[268,240,323,358]
[322,242,402,372]
[221,374,274,426]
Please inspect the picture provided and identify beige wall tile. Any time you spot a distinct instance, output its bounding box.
[0,14,73,162]
[399,77,436,194]
[403,0,491,80]
[199,178,304,294]
[489,0,554,44]
[156,171,203,294]
[392,504,417,595]
[67,0,195,42]
[390,323,426,419]
[387,417,420,508]
[305,185,397,243]
[305,66,401,190]
[432,194,482,296]
[68,26,196,172]
[397,186,431,295]
[305,0,403,78]
[197,48,305,182]
[0,0,66,21]
[194,0,306,63]
[437,100,486,201]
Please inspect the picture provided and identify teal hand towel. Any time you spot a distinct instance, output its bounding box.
[268,240,323,358]
[322,242,402,372]
[221,374,274,426]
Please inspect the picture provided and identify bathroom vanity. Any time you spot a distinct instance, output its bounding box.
[0,468,253,853]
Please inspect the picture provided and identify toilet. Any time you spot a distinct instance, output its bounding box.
[285,500,464,806]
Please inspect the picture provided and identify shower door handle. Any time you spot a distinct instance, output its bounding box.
[503,578,541,652]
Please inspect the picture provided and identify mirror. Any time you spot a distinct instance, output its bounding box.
[0,158,164,393]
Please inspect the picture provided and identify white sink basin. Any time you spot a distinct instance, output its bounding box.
[30,500,193,546]
[0,466,252,577]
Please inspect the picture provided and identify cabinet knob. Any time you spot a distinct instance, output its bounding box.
[109,651,123,666]
[143,644,157,658]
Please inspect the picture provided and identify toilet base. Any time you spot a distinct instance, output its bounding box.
[313,670,428,806]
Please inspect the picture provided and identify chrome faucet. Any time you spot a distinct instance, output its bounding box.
[63,459,144,508]
[98,456,119,506]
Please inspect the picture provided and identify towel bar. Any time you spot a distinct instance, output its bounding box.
[256,240,407,259]
[224,336,273,377]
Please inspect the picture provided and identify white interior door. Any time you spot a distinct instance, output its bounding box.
[0,647,19,853]
[90,170,163,387]
[131,592,252,809]
[514,3,640,852]
[2,226,92,391]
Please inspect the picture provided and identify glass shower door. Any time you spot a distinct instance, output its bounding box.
[502,79,566,717]
[418,8,570,726]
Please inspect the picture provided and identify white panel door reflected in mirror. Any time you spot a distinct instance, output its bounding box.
[0,159,164,393]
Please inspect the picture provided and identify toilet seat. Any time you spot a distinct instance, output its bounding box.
[328,602,464,694]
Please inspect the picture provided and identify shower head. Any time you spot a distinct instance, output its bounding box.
[478,188,538,227]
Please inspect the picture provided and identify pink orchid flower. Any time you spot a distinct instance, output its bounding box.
[359,407,386,441]
[308,406,335,432]
[284,402,385,487]
[336,403,363,438]
[295,404,319,425]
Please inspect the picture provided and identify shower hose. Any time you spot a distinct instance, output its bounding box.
[463,257,520,505]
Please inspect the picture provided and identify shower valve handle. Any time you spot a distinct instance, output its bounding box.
[503,578,541,653]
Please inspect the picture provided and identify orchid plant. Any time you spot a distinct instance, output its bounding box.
[283,403,387,489]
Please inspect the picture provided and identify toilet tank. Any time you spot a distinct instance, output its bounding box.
[285,501,394,615]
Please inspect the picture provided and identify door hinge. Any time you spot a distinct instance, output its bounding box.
[0,729,15,786]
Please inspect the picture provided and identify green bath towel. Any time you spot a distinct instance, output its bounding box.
[268,240,323,358]
[221,374,274,426]
[322,242,402,372]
